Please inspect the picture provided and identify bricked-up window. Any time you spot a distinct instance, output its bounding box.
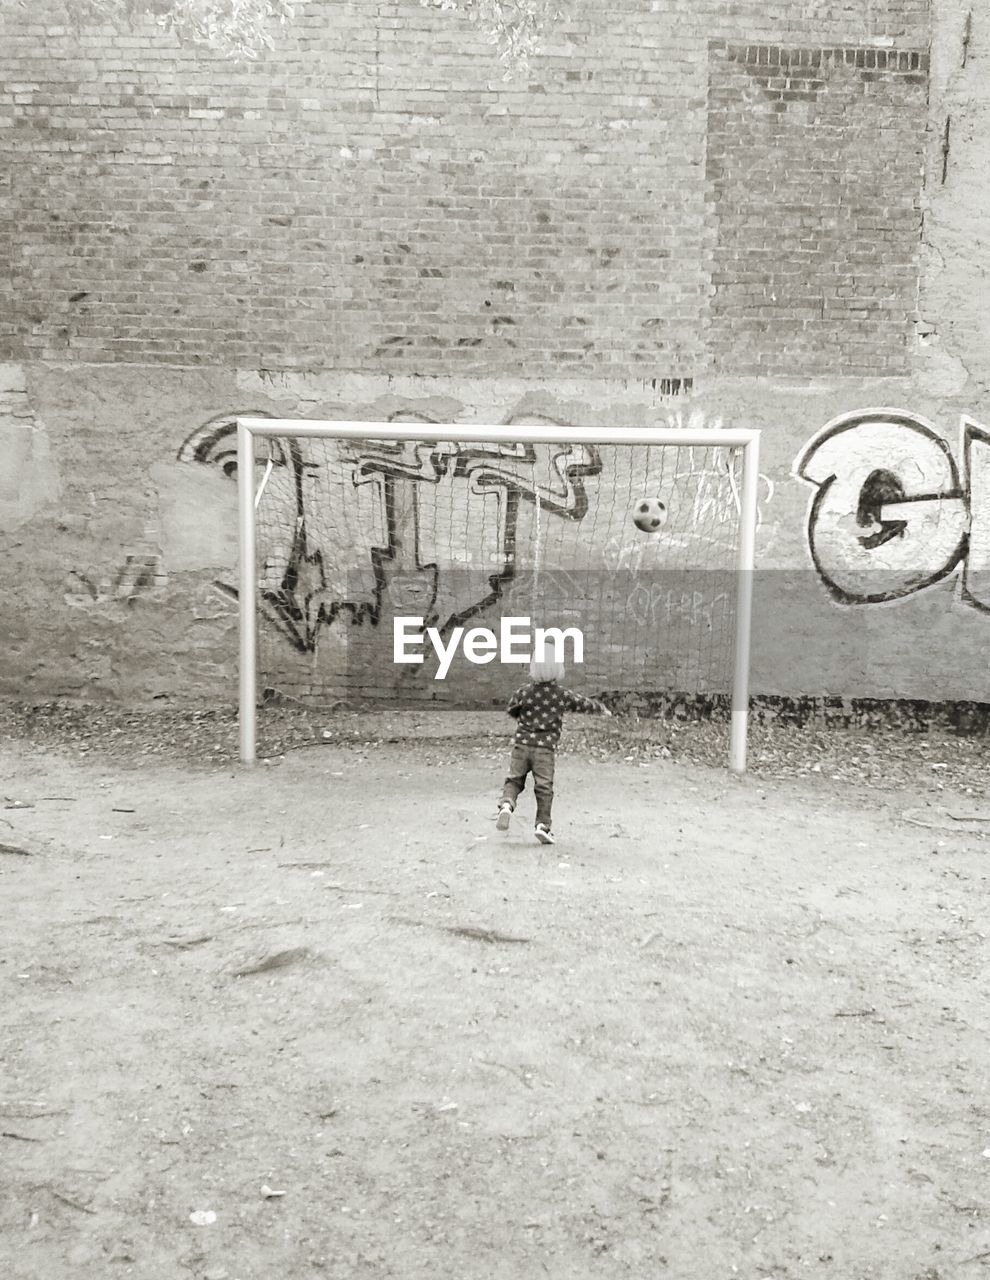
[706,44,928,377]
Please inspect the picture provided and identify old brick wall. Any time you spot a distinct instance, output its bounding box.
[8,0,990,713]
[0,0,929,381]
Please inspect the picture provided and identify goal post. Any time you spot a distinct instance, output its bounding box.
[731,426,759,775]
[236,417,760,772]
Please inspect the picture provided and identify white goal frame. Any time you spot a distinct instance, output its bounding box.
[236,418,761,772]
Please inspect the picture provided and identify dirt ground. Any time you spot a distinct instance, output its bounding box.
[1,708,989,1280]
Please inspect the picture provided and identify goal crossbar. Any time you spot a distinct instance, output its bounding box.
[236,417,760,773]
[237,417,759,449]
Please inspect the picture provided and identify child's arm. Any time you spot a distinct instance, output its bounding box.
[506,686,528,718]
[562,688,612,717]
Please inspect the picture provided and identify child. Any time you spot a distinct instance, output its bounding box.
[496,657,611,845]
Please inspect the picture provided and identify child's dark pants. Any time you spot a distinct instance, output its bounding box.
[500,744,555,827]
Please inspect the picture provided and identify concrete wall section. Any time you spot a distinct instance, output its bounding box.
[3,362,990,706]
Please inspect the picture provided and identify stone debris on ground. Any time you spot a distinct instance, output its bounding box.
[0,699,986,801]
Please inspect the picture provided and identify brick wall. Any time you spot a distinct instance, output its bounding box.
[11,0,981,714]
[0,0,930,382]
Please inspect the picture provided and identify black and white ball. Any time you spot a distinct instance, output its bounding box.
[632,496,668,534]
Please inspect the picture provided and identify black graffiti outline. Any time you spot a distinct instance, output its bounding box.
[959,415,990,613]
[178,410,601,654]
[795,407,969,607]
[178,409,355,651]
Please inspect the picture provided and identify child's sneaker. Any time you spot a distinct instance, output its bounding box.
[496,803,512,831]
[535,823,554,845]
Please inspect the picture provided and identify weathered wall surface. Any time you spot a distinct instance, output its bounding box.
[4,0,990,709]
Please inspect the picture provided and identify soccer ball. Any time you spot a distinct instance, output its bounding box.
[632,496,667,533]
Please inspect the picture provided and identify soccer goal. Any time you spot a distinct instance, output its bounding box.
[235,418,760,771]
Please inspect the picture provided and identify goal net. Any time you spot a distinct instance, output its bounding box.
[236,419,760,770]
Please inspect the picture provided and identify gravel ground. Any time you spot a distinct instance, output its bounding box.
[3,707,990,1279]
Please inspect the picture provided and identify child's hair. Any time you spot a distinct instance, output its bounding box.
[530,657,564,683]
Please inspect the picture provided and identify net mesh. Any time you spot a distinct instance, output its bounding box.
[246,428,745,711]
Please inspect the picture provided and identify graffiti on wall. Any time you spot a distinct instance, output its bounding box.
[796,408,990,610]
[600,411,774,577]
[177,407,769,689]
[179,412,602,654]
[65,556,161,608]
[64,514,166,609]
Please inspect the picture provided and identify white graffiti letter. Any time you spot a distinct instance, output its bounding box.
[796,409,967,604]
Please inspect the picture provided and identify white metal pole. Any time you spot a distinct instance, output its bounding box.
[237,418,758,450]
[730,434,760,774]
[237,420,257,764]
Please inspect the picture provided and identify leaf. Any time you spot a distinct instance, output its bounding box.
[443,925,530,944]
[418,0,560,71]
[73,0,294,59]
[232,946,311,977]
